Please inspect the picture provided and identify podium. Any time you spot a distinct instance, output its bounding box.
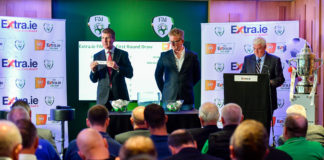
[224,73,272,131]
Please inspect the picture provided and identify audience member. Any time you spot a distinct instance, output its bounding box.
[76,128,110,160]
[11,100,58,152]
[278,104,324,146]
[115,106,150,144]
[277,113,324,160]
[187,102,220,150]
[7,107,60,160]
[15,119,39,160]
[0,120,22,160]
[230,120,269,160]
[165,129,221,160]
[144,104,171,160]
[202,103,243,160]
[118,136,157,160]
[65,104,121,160]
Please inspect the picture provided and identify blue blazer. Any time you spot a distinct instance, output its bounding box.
[155,49,200,105]
[241,52,285,110]
[90,48,133,105]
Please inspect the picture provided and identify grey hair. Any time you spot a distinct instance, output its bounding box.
[0,120,22,156]
[286,104,307,118]
[221,103,242,124]
[199,102,219,123]
[253,37,266,47]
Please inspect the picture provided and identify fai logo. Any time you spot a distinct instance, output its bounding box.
[214,98,224,108]
[216,80,224,90]
[152,16,173,38]
[15,79,25,89]
[214,63,224,72]
[274,25,285,36]
[15,40,25,51]
[45,96,54,106]
[88,15,110,37]
[44,59,54,70]
[277,99,285,109]
[244,44,253,54]
[214,26,224,36]
[43,23,53,33]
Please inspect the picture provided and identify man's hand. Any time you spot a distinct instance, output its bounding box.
[90,61,99,72]
[107,60,119,70]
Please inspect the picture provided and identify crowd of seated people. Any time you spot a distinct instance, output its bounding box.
[1,102,323,160]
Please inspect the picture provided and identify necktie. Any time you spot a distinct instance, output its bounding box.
[256,58,261,73]
[107,51,112,76]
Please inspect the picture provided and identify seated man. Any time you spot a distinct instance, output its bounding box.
[187,102,220,150]
[118,136,157,160]
[15,119,39,160]
[165,129,221,160]
[0,120,22,160]
[115,106,150,144]
[77,128,110,160]
[144,104,171,160]
[277,113,324,160]
[65,104,121,160]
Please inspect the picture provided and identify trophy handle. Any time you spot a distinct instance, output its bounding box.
[314,58,323,71]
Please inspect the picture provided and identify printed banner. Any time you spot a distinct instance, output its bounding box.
[0,16,67,152]
[201,21,299,145]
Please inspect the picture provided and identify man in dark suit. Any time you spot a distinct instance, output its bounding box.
[204,103,243,160]
[155,28,200,110]
[187,102,220,151]
[241,37,285,112]
[115,106,150,144]
[90,28,133,110]
[165,129,221,160]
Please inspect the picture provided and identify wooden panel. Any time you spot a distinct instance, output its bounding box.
[257,2,292,21]
[0,0,51,18]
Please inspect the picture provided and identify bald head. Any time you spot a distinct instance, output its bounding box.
[284,113,308,139]
[199,102,219,125]
[221,103,243,125]
[7,107,30,123]
[131,106,146,126]
[119,136,157,160]
[286,104,306,118]
[76,128,109,160]
[0,120,22,159]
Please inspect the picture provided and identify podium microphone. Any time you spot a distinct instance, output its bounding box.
[263,65,276,147]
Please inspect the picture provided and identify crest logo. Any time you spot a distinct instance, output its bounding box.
[274,25,285,36]
[216,80,224,90]
[43,23,53,33]
[44,59,54,70]
[88,15,110,37]
[214,98,224,108]
[15,79,25,89]
[214,27,224,36]
[45,96,54,106]
[214,63,224,72]
[152,16,173,38]
[244,44,253,54]
[277,99,285,108]
[15,40,25,51]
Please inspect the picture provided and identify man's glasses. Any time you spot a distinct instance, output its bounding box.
[169,39,182,44]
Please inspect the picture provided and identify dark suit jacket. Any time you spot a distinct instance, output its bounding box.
[90,48,133,105]
[164,147,222,160]
[155,49,200,105]
[187,125,220,151]
[207,124,238,160]
[114,129,150,144]
[240,52,285,110]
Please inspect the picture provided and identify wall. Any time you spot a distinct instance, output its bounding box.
[0,0,51,18]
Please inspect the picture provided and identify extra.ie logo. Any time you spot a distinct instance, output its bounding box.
[2,96,39,107]
[231,24,268,35]
[1,19,37,32]
[1,58,38,70]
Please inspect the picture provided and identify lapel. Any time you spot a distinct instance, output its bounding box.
[99,49,106,60]
[179,48,190,73]
[261,52,271,74]
[113,47,121,63]
[166,50,178,72]
[249,54,257,73]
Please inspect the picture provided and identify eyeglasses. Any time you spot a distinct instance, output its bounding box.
[169,39,182,44]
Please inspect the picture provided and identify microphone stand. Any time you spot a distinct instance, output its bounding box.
[263,65,276,147]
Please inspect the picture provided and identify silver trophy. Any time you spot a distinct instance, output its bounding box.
[289,44,323,94]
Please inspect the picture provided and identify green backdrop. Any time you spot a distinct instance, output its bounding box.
[52,0,207,140]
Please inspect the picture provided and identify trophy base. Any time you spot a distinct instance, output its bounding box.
[295,85,313,94]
